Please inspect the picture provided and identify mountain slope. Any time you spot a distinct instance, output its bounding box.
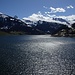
[0,13,44,35]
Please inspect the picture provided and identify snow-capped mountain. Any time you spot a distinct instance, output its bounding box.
[23,18,66,33]
[22,18,69,34]
[0,12,75,35]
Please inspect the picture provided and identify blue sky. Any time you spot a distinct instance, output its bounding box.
[0,0,75,19]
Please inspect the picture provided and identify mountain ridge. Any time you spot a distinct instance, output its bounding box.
[0,13,75,36]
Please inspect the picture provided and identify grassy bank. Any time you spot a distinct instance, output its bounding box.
[0,31,10,35]
[0,31,27,35]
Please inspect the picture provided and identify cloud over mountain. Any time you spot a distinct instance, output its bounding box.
[23,11,75,25]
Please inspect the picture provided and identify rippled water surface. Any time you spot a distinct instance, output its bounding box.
[0,35,75,75]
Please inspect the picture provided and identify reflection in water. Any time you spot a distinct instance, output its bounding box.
[0,35,75,75]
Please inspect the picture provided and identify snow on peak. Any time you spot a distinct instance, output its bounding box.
[0,12,8,18]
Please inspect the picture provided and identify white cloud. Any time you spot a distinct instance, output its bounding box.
[44,12,56,17]
[23,12,56,22]
[67,5,74,9]
[45,12,51,14]
[50,7,66,13]
[43,6,47,9]
[25,11,52,22]
[57,15,75,20]
[44,11,75,23]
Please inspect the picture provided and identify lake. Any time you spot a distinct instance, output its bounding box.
[0,35,75,75]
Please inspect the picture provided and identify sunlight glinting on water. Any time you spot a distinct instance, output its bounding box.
[38,41,64,49]
[0,35,75,75]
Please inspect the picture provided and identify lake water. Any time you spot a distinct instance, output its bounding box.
[0,35,75,75]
